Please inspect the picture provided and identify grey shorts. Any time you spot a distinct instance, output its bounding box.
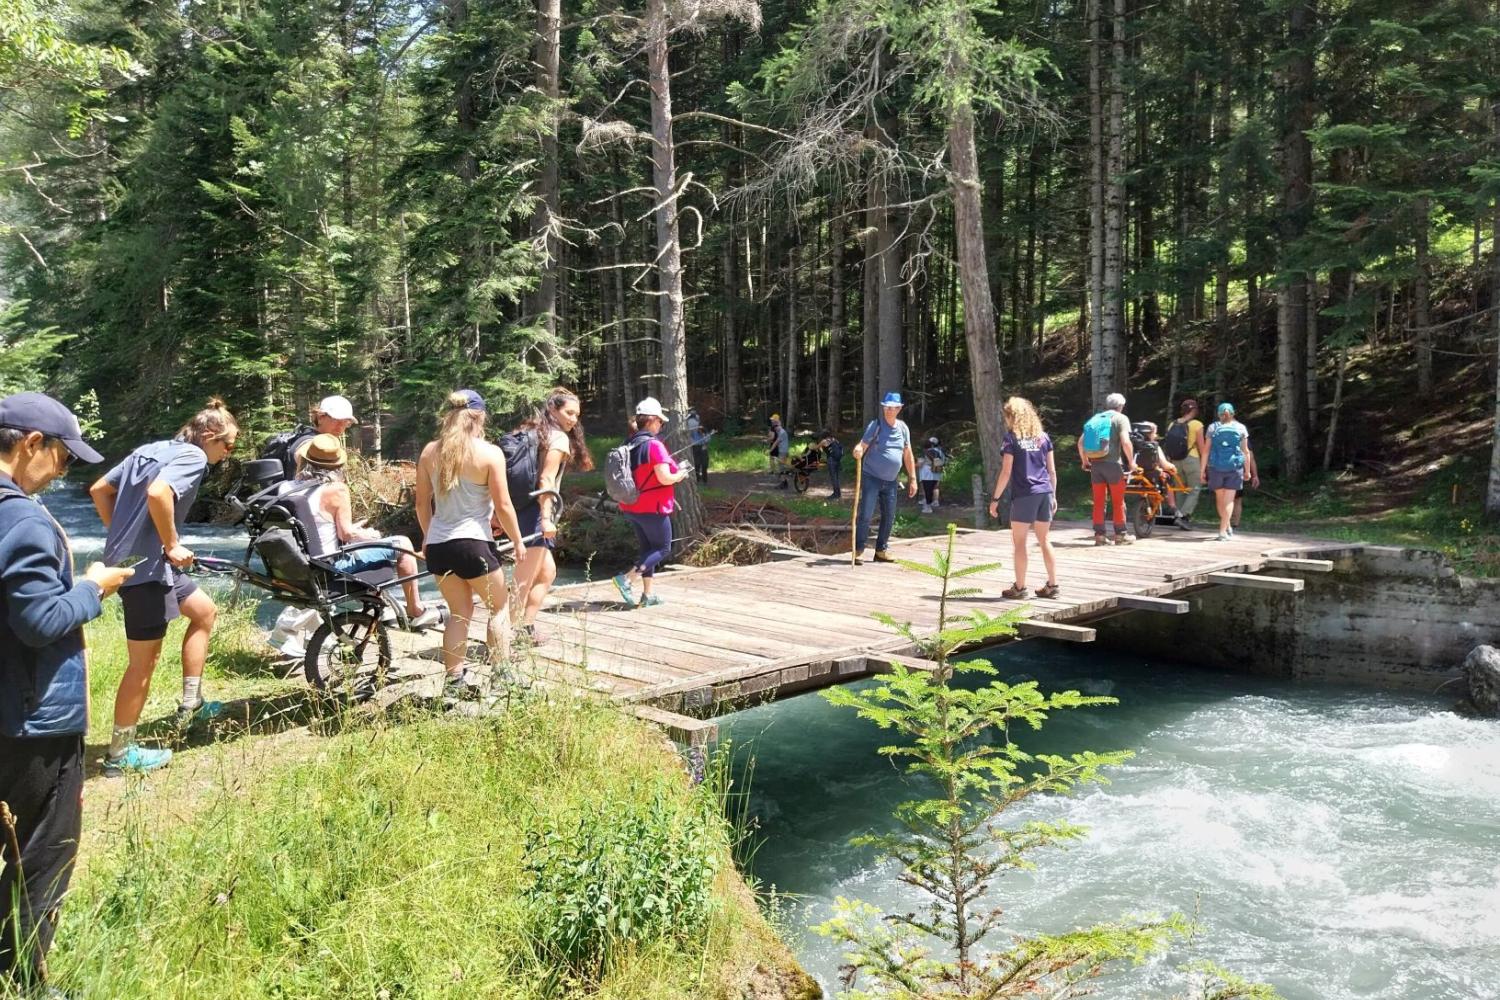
[1089,462,1124,484]
[1009,492,1054,523]
[1207,467,1243,491]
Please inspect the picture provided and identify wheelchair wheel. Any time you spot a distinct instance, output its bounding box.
[794,470,810,493]
[305,611,392,697]
[1131,496,1158,539]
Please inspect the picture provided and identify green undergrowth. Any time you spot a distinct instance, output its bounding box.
[51,698,804,1000]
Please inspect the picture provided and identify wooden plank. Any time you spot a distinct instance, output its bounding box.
[1115,594,1191,614]
[1015,620,1097,642]
[869,653,942,673]
[1205,571,1305,593]
[632,705,718,745]
[1263,556,1334,573]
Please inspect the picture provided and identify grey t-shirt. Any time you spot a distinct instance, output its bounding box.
[101,440,209,587]
[772,425,789,457]
[860,418,911,482]
[1104,411,1131,466]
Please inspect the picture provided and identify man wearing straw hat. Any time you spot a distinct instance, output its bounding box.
[850,392,917,564]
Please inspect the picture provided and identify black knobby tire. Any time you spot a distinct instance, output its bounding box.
[304,611,392,696]
[794,470,810,493]
[1131,496,1156,539]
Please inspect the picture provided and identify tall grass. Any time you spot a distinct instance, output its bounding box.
[48,699,796,999]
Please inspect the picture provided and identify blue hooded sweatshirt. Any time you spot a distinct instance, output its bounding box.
[0,474,101,737]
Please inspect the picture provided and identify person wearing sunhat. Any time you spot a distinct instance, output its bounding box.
[850,391,918,564]
[296,434,440,629]
[613,397,689,608]
[0,392,134,994]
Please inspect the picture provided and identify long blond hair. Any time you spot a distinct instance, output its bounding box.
[436,391,486,493]
[175,397,238,448]
[1002,396,1044,440]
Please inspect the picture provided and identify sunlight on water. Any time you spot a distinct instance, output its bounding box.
[721,644,1500,1000]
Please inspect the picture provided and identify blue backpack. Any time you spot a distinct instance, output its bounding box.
[1081,411,1116,460]
[1208,423,1245,470]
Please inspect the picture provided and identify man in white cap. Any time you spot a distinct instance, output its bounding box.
[258,394,358,482]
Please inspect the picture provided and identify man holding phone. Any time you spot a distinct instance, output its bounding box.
[0,392,132,994]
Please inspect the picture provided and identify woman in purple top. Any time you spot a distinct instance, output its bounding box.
[987,396,1059,599]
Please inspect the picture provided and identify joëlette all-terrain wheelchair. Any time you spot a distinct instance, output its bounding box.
[191,458,427,698]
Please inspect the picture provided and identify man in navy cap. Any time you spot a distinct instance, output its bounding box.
[850,391,917,564]
[0,392,133,995]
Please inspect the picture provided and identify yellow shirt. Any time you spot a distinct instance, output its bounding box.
[1184,418,1204,458]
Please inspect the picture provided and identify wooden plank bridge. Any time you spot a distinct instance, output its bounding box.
[390,522,1358,743]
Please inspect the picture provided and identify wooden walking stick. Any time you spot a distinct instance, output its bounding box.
[850,452,862,565]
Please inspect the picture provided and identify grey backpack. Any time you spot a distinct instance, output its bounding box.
[604,440,641,504]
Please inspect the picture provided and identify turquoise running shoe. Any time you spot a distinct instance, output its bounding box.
[175,699,225,727]
[102,745,173,777]
[612,574,636,607]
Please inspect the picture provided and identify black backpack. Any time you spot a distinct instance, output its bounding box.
[1161,420,1191,461]
[259,424,317,481]
[498,428,541,513]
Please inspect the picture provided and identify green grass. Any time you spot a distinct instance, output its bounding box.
[50,698,797,999]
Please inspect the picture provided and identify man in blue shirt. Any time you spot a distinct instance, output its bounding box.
[0,393,132,995]
[850,391,918,564]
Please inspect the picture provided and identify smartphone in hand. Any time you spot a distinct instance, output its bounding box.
[114,554,145,569]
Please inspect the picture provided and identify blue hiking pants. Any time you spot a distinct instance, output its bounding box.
[855,473,898,554]
[625,512,673,577]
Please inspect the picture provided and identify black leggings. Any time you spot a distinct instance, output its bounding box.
[0,734,83,990]
[921,480,937,504]
[625,512,672,577]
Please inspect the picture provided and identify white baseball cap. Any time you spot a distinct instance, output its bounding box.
[635,396,669,423]
[318,395,356,422]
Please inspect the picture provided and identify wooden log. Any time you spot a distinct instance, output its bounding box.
[1263,556,1334,573]
[1016,620,1097,642]
[632,705,718,746]
[1205,571,1305,593]
[1115,594,1191,614]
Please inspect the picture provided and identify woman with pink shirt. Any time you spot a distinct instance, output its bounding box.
[612,397,689,608]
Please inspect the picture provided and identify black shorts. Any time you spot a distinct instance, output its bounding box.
[425,538,500,579]
[119,576,200,642]
[518,505,556,551]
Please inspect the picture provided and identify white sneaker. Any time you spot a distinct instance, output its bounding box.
[409,606,445,630]
[920,504,931,514]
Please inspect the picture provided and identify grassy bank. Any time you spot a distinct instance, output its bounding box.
[54,596,816,999]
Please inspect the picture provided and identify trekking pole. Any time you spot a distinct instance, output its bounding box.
[850,452,862,566]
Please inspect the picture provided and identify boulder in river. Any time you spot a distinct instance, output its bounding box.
[1462,645,1500,717]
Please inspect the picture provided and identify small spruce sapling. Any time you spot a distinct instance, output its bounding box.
[817,525,1188,997]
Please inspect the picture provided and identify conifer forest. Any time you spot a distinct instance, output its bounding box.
[5,0,1500,530]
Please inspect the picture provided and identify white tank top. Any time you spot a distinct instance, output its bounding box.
[307,484,340,554]
[426,470,494,545]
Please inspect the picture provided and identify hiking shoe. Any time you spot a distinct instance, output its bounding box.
[1001,584,1029,599]
[639,594,665,608]
[408,606,445,630]
[1214,531,1229,541]
[1093,533,1108,546]
[1227,527,1237,538]
[442,669,480,701]
[1037,582,1060,599]
[919,503,931,514]
[852,554,864,565]
[174,699,224,727]
[1177,517,1193,531]
[103,745,172,777]
[873,550,895,563]
[515,623,550,646]
[612,574,636,607]
[1113,533,1134,546]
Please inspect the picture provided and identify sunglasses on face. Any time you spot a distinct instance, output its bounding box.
[44,438,76,469]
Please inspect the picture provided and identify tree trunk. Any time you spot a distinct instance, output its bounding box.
[722,232,741,420]
[1087,0,1106,407]
[785,238,800,431]
[1100,0,1128,398]
[876,175,903,399]
[826,210,846,432]
[1488,98,1500,518]
[1323,346,1348,473]
[1275,0,1315,482]
[645,0,702,535]
[1306,275,1320,437]
[526,0,561,349]
[862,187,879,423]
[947,42,1007,493]
[1413,194,1434,395]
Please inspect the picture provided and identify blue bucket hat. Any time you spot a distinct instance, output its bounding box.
[455,388,486,412]
[881,391,903,408]
[1217,402,1235,417]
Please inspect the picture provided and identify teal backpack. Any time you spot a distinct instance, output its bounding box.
[1080,411,1116,460]
[1208,423,1245,470]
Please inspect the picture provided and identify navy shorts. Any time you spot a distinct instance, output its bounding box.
[426,538,500,580]
[519,505,556,551]
[1207,467,1244,492]
[1009,492,1054,524]
[119,576,200,642]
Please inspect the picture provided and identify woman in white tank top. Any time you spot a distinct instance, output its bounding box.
[414,390,528,695]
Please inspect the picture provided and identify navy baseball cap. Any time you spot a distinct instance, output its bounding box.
[455,388,486,412]
[0,392,103,464]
